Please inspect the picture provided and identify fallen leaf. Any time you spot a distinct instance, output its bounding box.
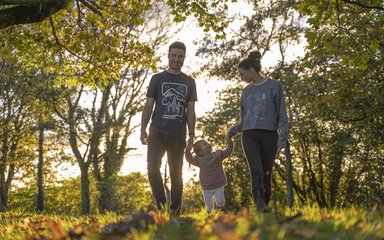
[320,210,330,219]
[283,223,316,239]
[46,219,68,240]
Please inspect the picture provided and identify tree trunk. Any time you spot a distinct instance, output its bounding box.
[0,128,8,212]
[329,146,344,207]
[36,115,44,212]
[97,176,118,213]
[0,193,4,212]
[284,140,294,208]
[80,165,90,215]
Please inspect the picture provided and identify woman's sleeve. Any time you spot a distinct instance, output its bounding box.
[228,97,244,137]
[277,83,289,149]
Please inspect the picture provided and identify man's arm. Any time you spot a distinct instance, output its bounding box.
[140,97,155,145]
[186,101,196,147]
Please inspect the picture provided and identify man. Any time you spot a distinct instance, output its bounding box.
[140,41,197,216]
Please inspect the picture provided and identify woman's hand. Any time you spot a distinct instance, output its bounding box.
[224,133,231,142]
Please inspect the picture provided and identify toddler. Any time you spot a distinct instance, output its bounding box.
[185,137,233,213]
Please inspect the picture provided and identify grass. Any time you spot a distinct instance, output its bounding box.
[0,206,383,239]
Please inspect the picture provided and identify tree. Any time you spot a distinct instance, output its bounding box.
[7,172,153,215]
[34,85,58,213]
[0,62,51,211]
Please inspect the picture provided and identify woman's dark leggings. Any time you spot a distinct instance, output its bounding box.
[241,129,278,206]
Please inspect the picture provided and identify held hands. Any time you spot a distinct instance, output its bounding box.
[187,135,194,149]
[226,136,233,144]
[185,142,192,152]
[224,133,232,143]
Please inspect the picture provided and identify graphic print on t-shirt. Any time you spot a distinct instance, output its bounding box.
[161,82,187,119]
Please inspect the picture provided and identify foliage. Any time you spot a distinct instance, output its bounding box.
[165,0,237,39]
[181,179,205,214]
[291,0,384,207]
[1,0,237,40]
[0,206,383,239]
[0,61,67,211]
[1,0,238,85]
[7,172,153,215]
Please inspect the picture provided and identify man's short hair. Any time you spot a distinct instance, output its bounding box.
[169,41,186,53]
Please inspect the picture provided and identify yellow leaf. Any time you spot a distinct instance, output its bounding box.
[46,219,68,240]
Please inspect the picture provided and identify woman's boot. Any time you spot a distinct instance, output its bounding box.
[254,190,271,213]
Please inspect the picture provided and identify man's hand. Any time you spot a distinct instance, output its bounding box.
[187,136,194,149]
[140,130,148,145]
[185,144,192,153]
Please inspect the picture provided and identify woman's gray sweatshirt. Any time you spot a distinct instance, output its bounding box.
[228,79,288,149]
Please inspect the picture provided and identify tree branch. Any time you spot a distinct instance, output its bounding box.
[49,17,97,66]
[342,0,384,10]
[77,0,102,16]
[336,0,341,50]
[1,0,57,4]
[0,0,71,29]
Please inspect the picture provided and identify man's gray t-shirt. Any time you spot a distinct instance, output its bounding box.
[147,70,197,136]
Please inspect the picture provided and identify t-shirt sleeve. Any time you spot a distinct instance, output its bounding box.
[189,78,198,102]
[146,75,157,98]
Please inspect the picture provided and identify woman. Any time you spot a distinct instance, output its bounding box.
[225,50,288,212]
